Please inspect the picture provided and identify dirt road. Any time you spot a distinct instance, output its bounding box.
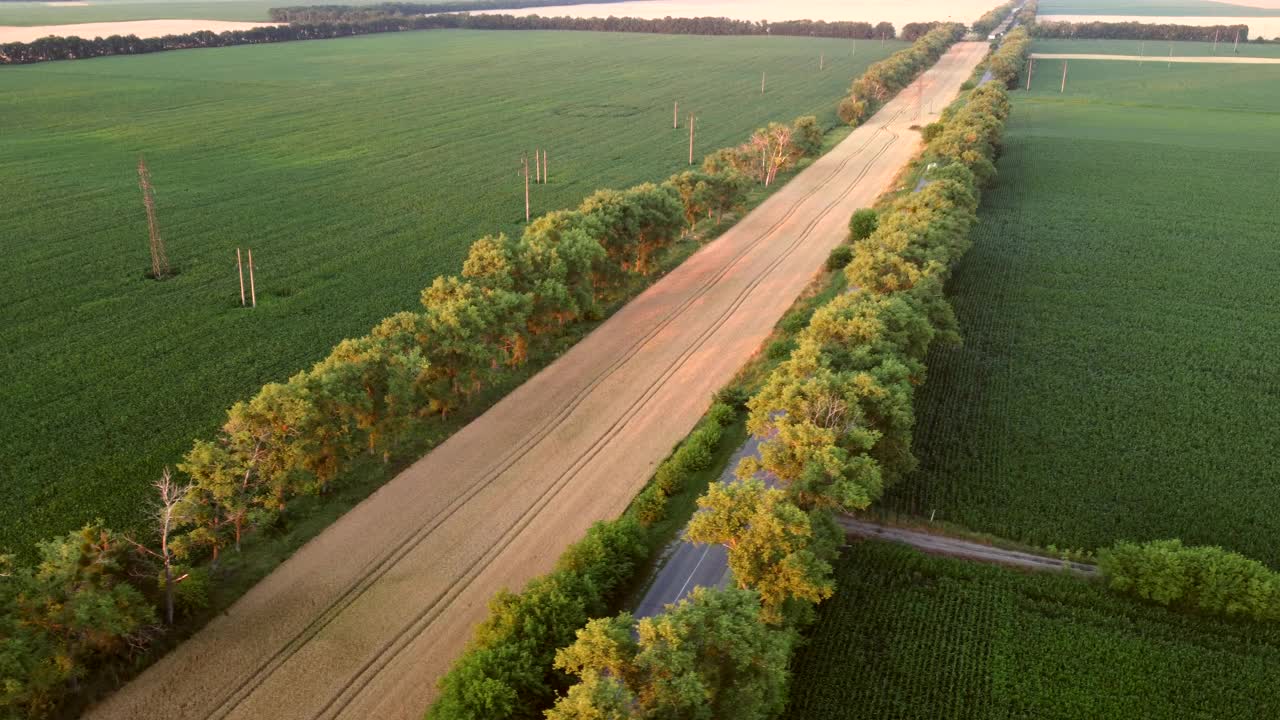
[87,41,988,720]
[1030,52,1280,64]
[839,518,1098,574]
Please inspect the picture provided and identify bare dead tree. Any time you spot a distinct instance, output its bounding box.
[127,468,190,625]
[137,157,171,280]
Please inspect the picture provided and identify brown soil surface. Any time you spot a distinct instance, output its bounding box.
[1031,51,1280,62]
[0,19,276,43]
[86,41,989,720]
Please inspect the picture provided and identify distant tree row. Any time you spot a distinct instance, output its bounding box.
[269,3,898,39]
[972,0,1018,37]
[267,0,636,22]
[837,23,965,127]
[1032,20,1252,42]
[0,13,906,66]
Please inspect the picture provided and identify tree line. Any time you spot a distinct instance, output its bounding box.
[837,23,965,127]
[267,0,638,22]
[1032,20,1253,42]
[0,108,831,718]
[972,0,1019,37]
[0,13,907,66]
[268,3,898,39]
[427,25,977,717]
[541,34,1030,719]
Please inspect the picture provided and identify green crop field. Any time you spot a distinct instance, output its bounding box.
[786,541,1280,719]
[1032,37,1280,57]
[0,29,903,554]
[1038,0,1280,16]
[0,0,277,25]
[884,57,1280,564]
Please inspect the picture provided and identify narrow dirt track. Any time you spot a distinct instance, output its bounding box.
[1030,52,1280,64]
[87,41,988,720]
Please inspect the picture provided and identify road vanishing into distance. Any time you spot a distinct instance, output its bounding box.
[88,41,989,720]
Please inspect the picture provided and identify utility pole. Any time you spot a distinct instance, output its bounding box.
[1168,42,1173,68]
[673,100,679,129]
[236,248,245,307]
[522,153,530,222]
[543,149,548,184]
[1234,28,1240,53]
[688,115,695,165]
[761,71,766,94]
[247,248,257,308]
[1026,57,1034,90]
[1060,60,1068,93]
[819,52,824,71]
[1214,28,1220,55]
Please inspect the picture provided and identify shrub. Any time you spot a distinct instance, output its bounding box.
[706,402,736,428]
[716,386,751,411]
[429,518,647,719]
[920,122,944,143]
[1099,539,1280,622]
[849,209,879,241]
[633,486,669,527]
[826,245,853,271]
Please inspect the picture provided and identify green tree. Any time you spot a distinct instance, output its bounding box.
[685,481,834,623]
[848,208,878,241]
[1,525,155,717]
[548,587,793,719]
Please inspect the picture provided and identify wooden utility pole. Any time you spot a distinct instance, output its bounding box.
[543,149,548,184]
[688,115,695,165]
[1026,57,1034,90]
[1234,29,1240,53]
[673,100,679,129]
[535,148,542,184]
[236,248,246,307]
[1168,43,1173,68]
[761,71,766,94]
[1060,60,1069,93]
[522,153,530,221]
[137,156,170,280]
[819,52,824,71]
[851,38,856,57]
[1214,29,1220,55]
[247,248,257,308]
[1140,40,1145,66]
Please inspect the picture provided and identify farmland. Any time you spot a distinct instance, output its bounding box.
[1038,0,1280,16]
[883,57,1280,564]
[786,540,1280,719]
[0,28,903,555]
[1032,37,1280,56]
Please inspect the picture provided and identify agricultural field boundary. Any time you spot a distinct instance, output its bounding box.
[85,40,989,720]
[1031,50,1280,61]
